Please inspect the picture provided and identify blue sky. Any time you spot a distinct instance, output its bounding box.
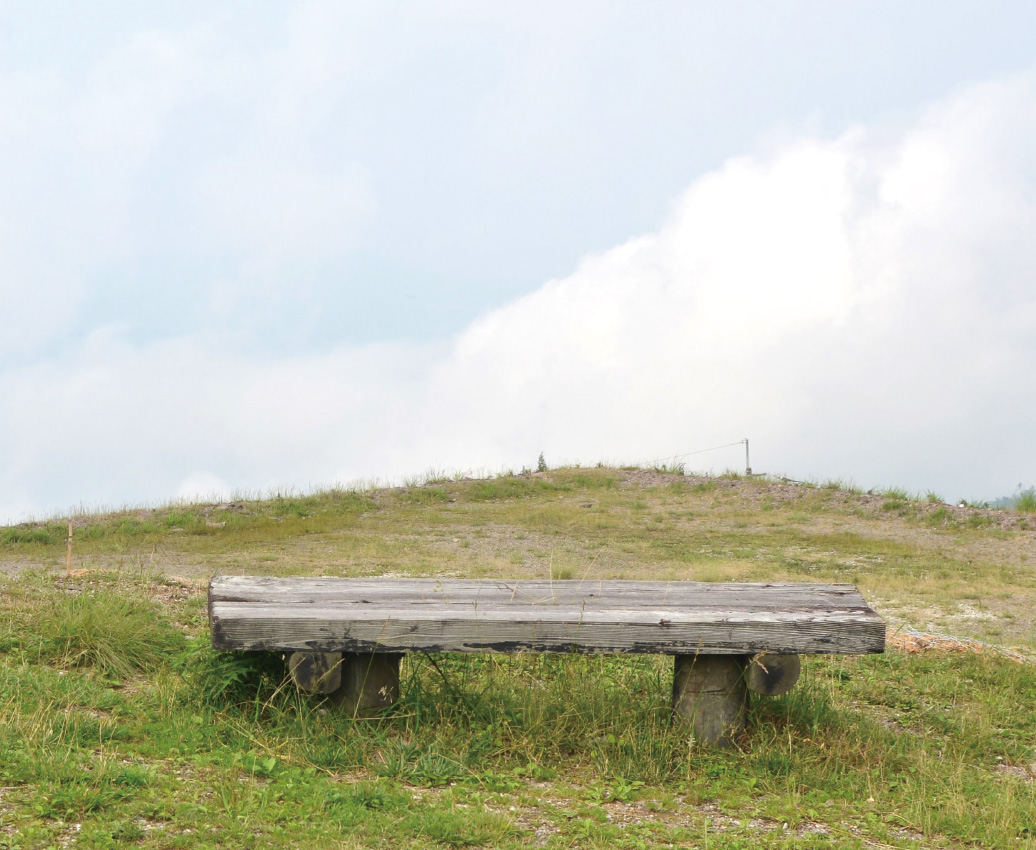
[2,2,1036,521]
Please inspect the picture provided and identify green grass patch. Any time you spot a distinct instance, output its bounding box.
[1,522,67,545]
[3,467,1036,846]
[881,486,910,501]
[458,475,558,502]
[2,577,186,679]
[1,568,1036,848]
[4,580,1031,845]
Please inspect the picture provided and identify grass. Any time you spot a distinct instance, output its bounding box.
[1016,491,1036,514]
[1,574,1035,848]
[650,461,686,476]
[2,582,185,679]
[2,467,1036,847]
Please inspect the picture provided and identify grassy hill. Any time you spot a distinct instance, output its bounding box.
[2,467,1035,848]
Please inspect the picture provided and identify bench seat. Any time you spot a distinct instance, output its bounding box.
[208,576,885,747]
[209,576,885,655]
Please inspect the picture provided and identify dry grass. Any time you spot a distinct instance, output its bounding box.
[4,466,1034,648]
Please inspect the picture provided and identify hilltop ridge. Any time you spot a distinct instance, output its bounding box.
[3,466,1034,648]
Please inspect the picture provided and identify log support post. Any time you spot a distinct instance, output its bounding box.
[672,654,748,748]
[331,652,402,716]
[288,651,343,694]
[745,652,800,697]
[289,651,402,717]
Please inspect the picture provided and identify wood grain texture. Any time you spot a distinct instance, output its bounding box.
[210,577,885,656]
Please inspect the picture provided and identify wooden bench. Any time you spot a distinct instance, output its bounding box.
[209,577,885,747]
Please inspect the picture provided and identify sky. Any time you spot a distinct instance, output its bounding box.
[2,1,1036,522]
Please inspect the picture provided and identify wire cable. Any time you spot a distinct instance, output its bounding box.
[638,440,746,469]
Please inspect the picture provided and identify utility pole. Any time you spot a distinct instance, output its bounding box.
[744,438,751,476]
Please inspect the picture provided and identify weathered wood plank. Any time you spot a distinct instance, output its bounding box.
[210,577,876,609]
[211,612,884,654]
[209,577,885,655]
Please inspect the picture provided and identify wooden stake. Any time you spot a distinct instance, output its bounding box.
[66,522,73,576]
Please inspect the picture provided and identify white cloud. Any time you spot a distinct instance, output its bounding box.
[73,27,217,166]
[0,12,383,359]
[3,69,1036,521]
[194,157,373,261]
[0,25,228,358]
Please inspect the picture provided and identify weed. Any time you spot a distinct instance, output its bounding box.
[400,486,451,506]
[181,643,287,708]
[325,780,408,813]
[926,506,949,526]
[415,807,514,847]
[1015,490,1036,513]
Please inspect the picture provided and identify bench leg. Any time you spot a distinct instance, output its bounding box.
[329,653,402,717]
[288,651,344,694]
[672,655,748,748]
[745,652,800,697]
